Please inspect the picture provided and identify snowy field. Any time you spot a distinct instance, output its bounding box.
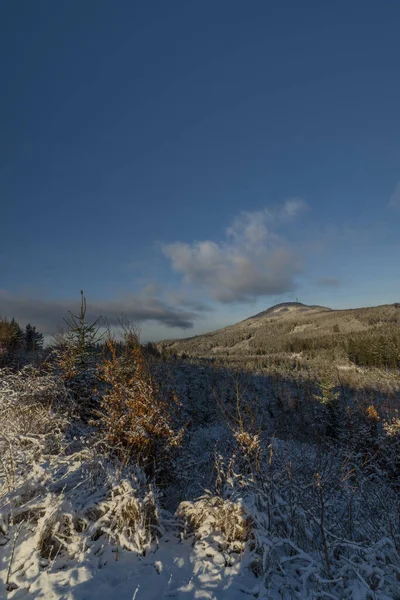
[1,361,399,599]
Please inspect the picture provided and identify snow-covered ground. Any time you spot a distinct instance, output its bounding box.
[0,445,258,600]
[1,363,400,599]
[1,526,258,600]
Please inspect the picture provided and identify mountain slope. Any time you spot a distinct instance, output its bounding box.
[158,302,400,370]
[246,301,330,320]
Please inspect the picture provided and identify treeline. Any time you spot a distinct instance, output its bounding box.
[284,332,348,355]
[0,317,44,360]
[348,331,400,369]
[284,327,400,369]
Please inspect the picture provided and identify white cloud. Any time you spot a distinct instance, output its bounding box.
[162,201,307,303]
[281,197,309,219]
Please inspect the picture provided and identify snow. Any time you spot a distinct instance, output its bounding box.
[1,363,400,599]
[0,486,258,600]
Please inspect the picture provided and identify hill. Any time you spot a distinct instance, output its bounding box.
[246,301,331,320]
[158,302,400,373]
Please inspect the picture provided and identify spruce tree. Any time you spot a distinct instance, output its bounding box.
[62,291,101,370]
[314,377,340,440]
[0,318,14,356]
[54,291,103,412]
[24,323,44,352]
[10,318,24,350]
[0,318,24,365]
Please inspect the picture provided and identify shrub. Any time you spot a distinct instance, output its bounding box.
[89,478,160,553]
[95,328,184,473]
[178,494,252,545]
[378,412,400,490]
[0,366,71,498]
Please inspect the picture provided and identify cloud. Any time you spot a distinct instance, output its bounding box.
[162,201,307,303]
[388,182,400,208]
[0,290,197,335]
[166,292,212,313]
[317,277,341,287]
[280,197,309,219]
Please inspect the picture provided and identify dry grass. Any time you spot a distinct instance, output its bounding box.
[89,479,160,553]
[178,495,252,545]
[0,367,71,499]
[38,509,77,560]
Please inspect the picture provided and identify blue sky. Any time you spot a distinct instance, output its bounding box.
[1,0,400,340]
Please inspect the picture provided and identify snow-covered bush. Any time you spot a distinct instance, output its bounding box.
[0,444,164,593]
[95,332,184,473]
[178,494,252,546]
[377,412,400,492]
[89,477,161,553]
[0,366,72,498]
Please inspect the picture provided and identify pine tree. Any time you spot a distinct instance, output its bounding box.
[25,323,33,352]
[0,318,23,354]
[314,377,340,439]
[10,318,24,350]
[54,291,103,412]
[0,318,13,357]
[24,323,44,352]
[0,317,25,365]
[56,291,102,372]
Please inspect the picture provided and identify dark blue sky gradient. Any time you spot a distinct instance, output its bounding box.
[1,1,400,337]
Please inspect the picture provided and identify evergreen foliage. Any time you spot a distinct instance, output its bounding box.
[54,291,103,411]
[347,331,400,369]
[0,317,24,362]
[314,377,340,439]
[24,323,44,352]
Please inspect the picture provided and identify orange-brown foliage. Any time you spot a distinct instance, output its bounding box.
[366,404,380,423]
[97,331,184,467]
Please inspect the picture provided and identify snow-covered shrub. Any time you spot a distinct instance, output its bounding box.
[233,430,261,472]
[88,478,160,553]
[0,366,71,498]
[183,435,400,599]
[171,422,233,502]
[95,332,184,473]
[382,411,400,440]
[37,502,81,561]
[178,494,252,546]
[0,365,71,415]
[377,412,400,491]
[233,442,400,599]
[214,371,264,477]
[31,464,161,562]
[0,445,164,593]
